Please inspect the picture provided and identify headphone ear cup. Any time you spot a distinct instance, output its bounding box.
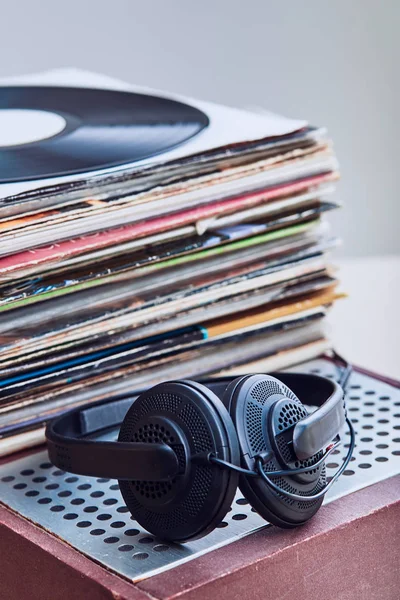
[118,380,239,542]
[224,374,326,528]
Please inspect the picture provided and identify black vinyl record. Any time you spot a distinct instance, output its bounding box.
[0,86,209,183]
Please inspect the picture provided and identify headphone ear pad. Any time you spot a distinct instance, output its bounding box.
[118,380,240,542]
[223,374,326,528]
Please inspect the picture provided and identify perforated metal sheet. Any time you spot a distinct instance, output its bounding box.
[1,358,399,581]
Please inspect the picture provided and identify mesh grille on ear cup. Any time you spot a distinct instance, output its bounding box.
[178,403,212,453]
[181,466,213,517]
[119,392,182,435]
[275,433,295,463]
[294,453,323,475]
[118,382,239,542]
[245,378,299,457]
[296,474,326,510]
[272,399,323,478]
[277,402,307,432]
[266,473,326,510]
[245,402,265,455]
[250,379,298,405]
[268,476,297,506]
[131,425,185,501]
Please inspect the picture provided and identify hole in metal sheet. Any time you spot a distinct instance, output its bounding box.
[104,537,119,544]
[119,544,134,552]
[32,477,46,483]
[76,521,92,528]
[90,529,105,536]
[111,521,125,528]
[104,498,118,506]
[91,491,104,498]
[232,514,247,521]
[53,470,65,477]
[25,490,39,497]
[125,529,140,537]
[78,484,91,491]
[64,513,78,520]
[65,477,78,483]
[38,497,52,504]
[84,506,98,513]
[14,483,27,490]
[71,498,85,505]
[51,505,65,512]
[236,498,249,505]
[343,470,355,476]
[40,463,53,469]
[358,463,372,469]
[153,545,169,552]
[139,537,154,544]
[20,469,34,476]
[132,552,149,560]
[58,490,72,498]
[97,478,110,483]
[97,513,112,521]
[1,476,15,482]
[46,483,59,490]
[217,522,229,528]
[375,457,388,462]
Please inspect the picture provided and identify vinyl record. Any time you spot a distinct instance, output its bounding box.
[0,86,209,183]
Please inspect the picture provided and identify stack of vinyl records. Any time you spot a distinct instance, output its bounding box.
[0,71,343,455]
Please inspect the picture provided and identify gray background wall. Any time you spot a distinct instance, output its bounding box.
[1,0,398,256]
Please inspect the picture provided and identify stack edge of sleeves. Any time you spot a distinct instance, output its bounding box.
[0,70,343,455]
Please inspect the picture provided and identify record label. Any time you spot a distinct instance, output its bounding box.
[0,86,209,183]
[0,109,67,147]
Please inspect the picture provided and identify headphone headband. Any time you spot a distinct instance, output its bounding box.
[46,373,345,480]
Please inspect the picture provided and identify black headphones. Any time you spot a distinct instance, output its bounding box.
[46,365,355,543]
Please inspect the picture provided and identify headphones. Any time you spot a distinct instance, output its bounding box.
[46,364,355,543]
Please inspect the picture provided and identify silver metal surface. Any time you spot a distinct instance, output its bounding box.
[1,358,399,581]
